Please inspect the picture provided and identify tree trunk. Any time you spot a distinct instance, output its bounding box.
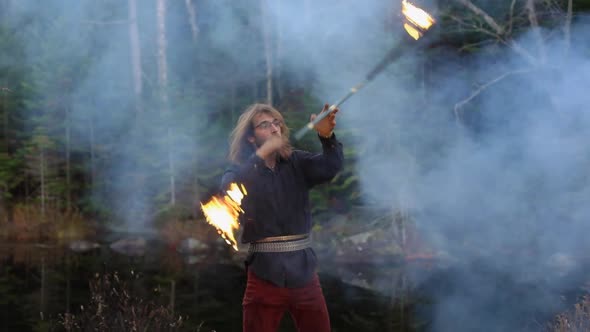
[0,189,5,223]
[1,83,7,151]
[525,0,546,63]
[0,84,7,223]
[40,256,46,320]
[128,0,143,114]
[275,1,283,101]
[65,254,71,314]
[260,0,273,105]
[40,148,46,222]
[0,182,6,223]
[191,110,199,208]
[88,114,96,188]
[303,0,312,89]
[564,0,572,56]
[184,0,199,41]
[157,0,176,205]
[65,104,71,212]
[169,280,176,315]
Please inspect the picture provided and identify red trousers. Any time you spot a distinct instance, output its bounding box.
[242,270,331,332]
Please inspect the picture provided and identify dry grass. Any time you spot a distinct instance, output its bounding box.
[60,271,189,332]
[548,295,590,332]
[0,203,96,242]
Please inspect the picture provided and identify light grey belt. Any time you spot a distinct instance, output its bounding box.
[248,234,311,253]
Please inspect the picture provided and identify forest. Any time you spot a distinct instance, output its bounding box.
[1,0,590,331]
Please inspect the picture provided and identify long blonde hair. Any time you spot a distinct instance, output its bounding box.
[228,103,292,164]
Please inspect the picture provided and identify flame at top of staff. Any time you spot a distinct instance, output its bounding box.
[200,183,247,251]
[402,0,436,40]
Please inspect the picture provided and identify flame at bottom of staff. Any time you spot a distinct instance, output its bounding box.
[200,183,247,251]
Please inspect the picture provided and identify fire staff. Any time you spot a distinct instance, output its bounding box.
[294,0,436,140]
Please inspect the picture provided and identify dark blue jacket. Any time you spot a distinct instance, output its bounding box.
[221,134,343,287]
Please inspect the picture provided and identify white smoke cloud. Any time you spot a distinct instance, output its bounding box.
[5,0,589,328]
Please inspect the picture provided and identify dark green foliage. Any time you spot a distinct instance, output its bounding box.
[0,266,32,331]
[0,0,587,228]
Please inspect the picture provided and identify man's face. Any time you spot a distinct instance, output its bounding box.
[249,113,282,147]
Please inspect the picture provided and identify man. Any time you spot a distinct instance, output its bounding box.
[221,103,343,332]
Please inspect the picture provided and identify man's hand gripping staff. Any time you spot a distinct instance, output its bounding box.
[311,104,338,138]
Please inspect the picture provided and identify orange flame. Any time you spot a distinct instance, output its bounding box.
[200,183,247,251]
[402,0,435,40]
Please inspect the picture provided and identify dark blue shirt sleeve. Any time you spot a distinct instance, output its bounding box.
[220,153,265,192]
[298,133,344,187]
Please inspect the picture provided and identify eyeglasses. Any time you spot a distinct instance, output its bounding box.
[255,119,282,130]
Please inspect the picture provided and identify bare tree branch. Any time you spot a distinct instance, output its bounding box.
[259,0,273,105]
[128,0,143,114]
[525,0,546,62]
[157,0,176,206]
[454,68,532,118]
[504,40,538,64]
[564,0,572,55]
[525,0,541,29]
[458,39,498,53]
[184,0,199,41]
[507,0,518,35]
[454,0,538,65]
[448,14,499,38]
[455,0,505,34]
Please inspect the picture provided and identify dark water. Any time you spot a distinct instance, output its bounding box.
[0,239,417,332]
[0,239,587,332]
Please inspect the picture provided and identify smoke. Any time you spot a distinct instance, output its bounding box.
[4,0,212,232]
[259,1,590,330]
[412,24,590,260]
[335,9,590,332]
[4,0,590,328]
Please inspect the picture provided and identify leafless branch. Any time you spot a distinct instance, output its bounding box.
[525,0,546,62]
[448,14,500,38]
[525,0,541,29]
[543,0,565,16]
[507,0,518,34]
[564,0,572,55]
[455,0,505,34]
[259,0,273,105]
[458,39,498,53]
[184,0,199,41]
[1,87,12,93]
[505,40,538,65]
[454,0,538,65]
[454,68,532,118]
